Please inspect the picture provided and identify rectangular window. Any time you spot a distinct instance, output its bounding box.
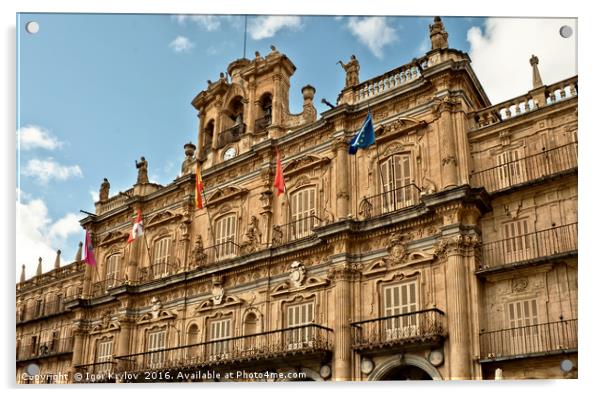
[152,237,171,277]
[96,339,113,373]
[147,329,166,368]
[208,318,232,359]
[106,255,119,287]
[383,281,419,339]
[503,219,531,262]
[508,299,540,354]
[290,188,316,239]
[496,149,525,189]
[286,301,315,348]
[215,215,237,260]
[380,154,412,212]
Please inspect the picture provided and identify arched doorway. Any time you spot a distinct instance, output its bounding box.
[381,365,432,380]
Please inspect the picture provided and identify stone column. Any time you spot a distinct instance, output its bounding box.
[332,137,350,220]
[71,325,86,367]
[329,258,358,381]
[271,74,283,128]
[437,97,459,189]
[116,317,133,358]
[438,235,474,379]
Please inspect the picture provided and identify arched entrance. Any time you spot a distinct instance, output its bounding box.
[381,365,432,380]
[368,354,442,381]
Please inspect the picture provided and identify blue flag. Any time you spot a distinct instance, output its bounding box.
[348,112,376,155]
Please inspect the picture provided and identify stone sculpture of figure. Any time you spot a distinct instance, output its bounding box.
[192,235,207,267]
[338,55,360,88]
[429,16,449,50]
[99,178,110,202]
[359,196,373,219]
[272,225,283,246]
[135,156,149,184]
[241,216,261,253]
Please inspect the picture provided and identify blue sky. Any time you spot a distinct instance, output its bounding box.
[16,14,576,280]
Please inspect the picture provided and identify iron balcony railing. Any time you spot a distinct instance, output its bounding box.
[74,361,117,382]
[351,308,445,350]
[272,214,321,246]
[203,240,241,264]
[116,324,333,373]
[137,260,180,283]
[16,337,74,361]
[470,142,577,193]
[90,277,124,298]
[254,114,272,132]
[480,319,577,360]
[358,183,421,219]
[480,223,577,270]
[16,297,70,323]
[217,123,246,149]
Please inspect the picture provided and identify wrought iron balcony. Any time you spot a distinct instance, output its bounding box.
[480,223,577,272]
[479,319,577,361]
[351,309,445,352]
[137,260,180,283]
[16,337,74,362]
[116,324,333,374]
[272,214,322,247]
[217,123,245,149]
[73,361,117,383]
[90,277,124,298]
[470,142,577,194]
[203,240,241,264]
[16,296,69,323]
[358,183,421,220]
[254,115,272,133]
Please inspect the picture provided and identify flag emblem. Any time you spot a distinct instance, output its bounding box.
[195,162,204,209]
[84,229,96,266]
[273,149,286,196]
[127,209,144,243]
[348,112,376,155]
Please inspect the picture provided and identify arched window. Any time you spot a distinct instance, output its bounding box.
[214,214,237,260]
[243,312,259,350]
[186,323,200,359]
[255,93,272,132]
[290,187,317,239]
[105,254,120,287]
[204,120,215,151]
[380,154,413,211]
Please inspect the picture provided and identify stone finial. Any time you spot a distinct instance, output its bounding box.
[36,257,42,276]
[530,54,543,88]
[429,16,449,50]
[54,249,61,269]
[75,241,83,262]
[181,142,196,175]
[20,264,26,283]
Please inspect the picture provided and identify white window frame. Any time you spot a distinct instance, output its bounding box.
[208,318,232,360]
[496,148,526,189]
[502,218,531,262]
[215,214,237,260]
[146,328,166,368]
[152,236,171,277]
[106,254,120,287]
[286,301,315,349]
[383,280,419,340]
[96,338,114,374]
[290,187,317,239]
[380,154,413,211]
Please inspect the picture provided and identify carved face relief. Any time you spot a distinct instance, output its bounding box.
[212,285,224,305]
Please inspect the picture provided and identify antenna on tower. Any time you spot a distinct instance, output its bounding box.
[243,15,248,59]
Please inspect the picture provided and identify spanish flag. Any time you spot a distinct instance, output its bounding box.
[195,162,204,209]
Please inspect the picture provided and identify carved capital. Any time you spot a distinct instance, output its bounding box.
[331,136,349,152]
[435,234,480,259]
[327,263,361,282]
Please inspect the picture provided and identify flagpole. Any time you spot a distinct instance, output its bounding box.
[197,160,218,255]
[367,104,388,210]
[275,146,294,241]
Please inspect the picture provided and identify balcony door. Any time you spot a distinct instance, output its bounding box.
[208,318,232,360]
[106,254,120,288]
[286,302,315,349]
[290,188,316,239]
[215,214,237,260]
[503,219,531,263]
[383,281,418,340]
[496,149,525,189]
[380,154,412,212]
[96,339,113,374]
[147,329,166,369]
[507,299,539,356]
[152,237,171,278]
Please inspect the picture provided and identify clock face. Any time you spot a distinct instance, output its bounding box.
[223,147,237,160]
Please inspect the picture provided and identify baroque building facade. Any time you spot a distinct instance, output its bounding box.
[16,17,577,382]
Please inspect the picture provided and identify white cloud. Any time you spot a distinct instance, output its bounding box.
[173,15,223,31]
[169,36,195,53]
[346,17,397,58]
[249,16,302,40]
[18,125,63,150]
[467,18,577,104]
[90,189,99,203]
[16,194,82,281]
[22,158,83,184]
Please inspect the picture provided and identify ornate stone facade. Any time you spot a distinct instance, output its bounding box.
[16,17,577,383]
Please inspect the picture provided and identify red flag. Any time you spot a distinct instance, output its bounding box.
[274,149,285,196]
[84,229,96,267]
[195,162,204,209]
[127,209,144,243]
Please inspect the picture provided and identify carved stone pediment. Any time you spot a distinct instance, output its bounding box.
[136,309,176,324]
[377,116,426,139]
[282,155,330,177]
[99,231,127,246]
[195,295,245,312]
[206,186,248,207]
[146,211,182,228]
